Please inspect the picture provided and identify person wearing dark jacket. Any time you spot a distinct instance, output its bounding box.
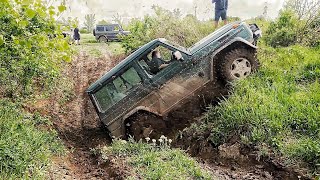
[148,50,169,74]
[73,27,80,45]
[212,0,228,28]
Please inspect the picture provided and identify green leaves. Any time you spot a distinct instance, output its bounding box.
[0,0,71,98]
[58,5,66,13]
[25,8,36,18]
[0,35,4,46]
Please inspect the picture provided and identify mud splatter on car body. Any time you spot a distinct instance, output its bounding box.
[86,21,262,138]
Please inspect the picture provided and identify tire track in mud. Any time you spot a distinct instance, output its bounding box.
[49,52,125,180]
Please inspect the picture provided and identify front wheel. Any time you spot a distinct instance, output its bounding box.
[219,48,259,81]
[98,36,108,43]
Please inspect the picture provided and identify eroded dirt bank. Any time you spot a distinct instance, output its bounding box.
[46,52,124,179]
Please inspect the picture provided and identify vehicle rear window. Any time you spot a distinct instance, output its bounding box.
[94,67,142,112]
[96,27,104,31]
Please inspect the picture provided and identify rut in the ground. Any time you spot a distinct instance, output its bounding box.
[48,52,124,180]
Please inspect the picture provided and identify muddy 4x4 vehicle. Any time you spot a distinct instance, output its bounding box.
[93,24,130,42]
[87,21,262,139]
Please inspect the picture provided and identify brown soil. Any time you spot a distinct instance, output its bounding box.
[46,52,125,180]
[176,123,311,180]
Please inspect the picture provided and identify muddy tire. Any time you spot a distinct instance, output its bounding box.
[98,36,108,43]
[219,48,258,81]
[126,113,167,140]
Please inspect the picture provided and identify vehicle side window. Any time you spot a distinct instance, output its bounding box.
[106,26,113,31]
[94,67,142,112]
[94,84,113,111]
[138,45,175,75]
[96,27,104,31]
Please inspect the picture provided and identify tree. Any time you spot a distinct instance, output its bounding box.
[284,0,320,46]
[98,19,109,25]
[84,14,96,31]
[112,13,122,25]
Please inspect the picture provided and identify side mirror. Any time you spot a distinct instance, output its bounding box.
[173,51,184,61]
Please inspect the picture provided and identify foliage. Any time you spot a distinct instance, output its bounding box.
[0,0,71,99]
[265,10,299,47]
[84,14,96,32]
[194,45,320,172]
[0,99,63,179]
[100,138,213,180]
[120,6,216,53]
[0,0,69,178]
[79,28,89,34]
[58,17,79,31]
[98,19,109,25]
[265,0,320,47]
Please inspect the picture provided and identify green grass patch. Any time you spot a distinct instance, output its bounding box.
[196,45,319,172]
[100,138,214,180]
[0,100,63,179]
[72,34,125,58]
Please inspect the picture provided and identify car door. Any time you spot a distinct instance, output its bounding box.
[137,42,212,115]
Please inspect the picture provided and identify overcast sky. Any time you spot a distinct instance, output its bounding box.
[60,0,285,24]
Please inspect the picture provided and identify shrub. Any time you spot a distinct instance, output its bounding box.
[0,100,63,179]
[265,10,299,47]
[120,6,215,53]
[0,0,71,99]
[80,28,89,34]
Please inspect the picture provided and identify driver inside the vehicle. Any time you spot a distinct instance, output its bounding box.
[148,50,170,74]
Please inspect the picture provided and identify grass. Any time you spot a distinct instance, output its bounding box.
[100,138,214,180]
[0,100,64,179]
[190,45,320,173]
[72,33,125,58]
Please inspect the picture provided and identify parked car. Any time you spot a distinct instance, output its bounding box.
[86,21,262,139]
[93,24,130,42]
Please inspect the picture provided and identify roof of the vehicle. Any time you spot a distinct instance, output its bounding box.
[86,39,163,93]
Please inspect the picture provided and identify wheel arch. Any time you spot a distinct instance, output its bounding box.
[122,106,162,122]
[211,37,257,61]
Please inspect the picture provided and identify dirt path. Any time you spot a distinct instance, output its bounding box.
[47,52,124,180]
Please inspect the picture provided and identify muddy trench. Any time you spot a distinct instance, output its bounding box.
[42,53,306,180]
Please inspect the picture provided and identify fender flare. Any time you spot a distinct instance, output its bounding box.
[211,37,257,58]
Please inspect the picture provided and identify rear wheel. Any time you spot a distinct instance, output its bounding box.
[219,48,259,81]
[98,36,108,43]
[126,113,167,140]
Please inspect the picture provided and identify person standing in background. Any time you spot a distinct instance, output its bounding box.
[212,0,228,28]
[73,27,80,45]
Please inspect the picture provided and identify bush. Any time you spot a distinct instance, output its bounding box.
[265,6,320,48]
[265,10,299,47]
[0,100,63,179]
[80,28,89,34]
[120,6,215,53]
[0,0,71,99]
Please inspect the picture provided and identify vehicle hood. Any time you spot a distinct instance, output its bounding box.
[189,22,239,54]
[121,31,130,35]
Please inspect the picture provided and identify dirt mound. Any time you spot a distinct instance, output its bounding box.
[176,126,310,180]
[47,52,125,179]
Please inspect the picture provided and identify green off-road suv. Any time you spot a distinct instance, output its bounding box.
[87,22,262,139]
